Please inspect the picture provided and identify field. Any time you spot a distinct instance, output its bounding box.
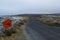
[36,17,60,27]
[0,16,29,40]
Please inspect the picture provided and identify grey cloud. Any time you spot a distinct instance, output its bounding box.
[0,0,60,15]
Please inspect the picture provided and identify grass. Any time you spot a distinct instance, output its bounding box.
[36,17,60,27]
[0,19,28,40]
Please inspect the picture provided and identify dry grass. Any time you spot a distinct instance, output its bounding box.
[36,17,60,27]
[0,17,29,40]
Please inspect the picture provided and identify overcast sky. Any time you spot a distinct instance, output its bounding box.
[0,0,60,15]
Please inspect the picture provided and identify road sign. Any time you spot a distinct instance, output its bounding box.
[3,19,12,30]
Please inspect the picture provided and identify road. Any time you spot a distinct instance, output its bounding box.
[23,17,60,40]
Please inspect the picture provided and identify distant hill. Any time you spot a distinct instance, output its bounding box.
[1,13,60,17]
[16,14,60,17]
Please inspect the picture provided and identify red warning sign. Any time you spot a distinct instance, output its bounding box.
[3,19,12,30]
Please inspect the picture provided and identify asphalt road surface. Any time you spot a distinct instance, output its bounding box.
[24,17,60,40]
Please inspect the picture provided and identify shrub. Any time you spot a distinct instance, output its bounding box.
[4,30,12,36]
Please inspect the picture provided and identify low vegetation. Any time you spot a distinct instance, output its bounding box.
[0,17,29,40]
[36,17,60,27]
